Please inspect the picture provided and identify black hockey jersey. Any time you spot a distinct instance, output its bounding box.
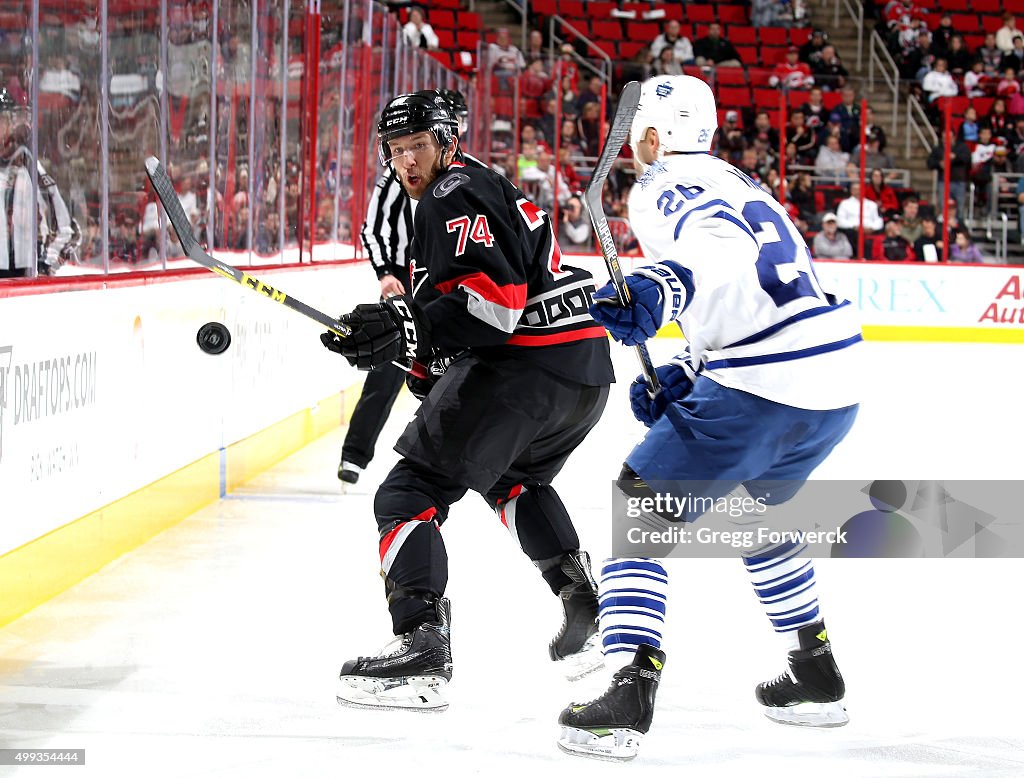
[410,163,613,387]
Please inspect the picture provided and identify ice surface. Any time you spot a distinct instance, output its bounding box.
[1,340,1022,777]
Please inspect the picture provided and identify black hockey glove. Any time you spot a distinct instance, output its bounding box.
[320,294,430,371]
[405,355,454,400]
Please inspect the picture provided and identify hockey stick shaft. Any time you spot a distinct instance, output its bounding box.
[144,157,351,337]
[582,81,661,394]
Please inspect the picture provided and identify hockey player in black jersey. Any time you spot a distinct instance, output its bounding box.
[321,91,614,710]
[338,89,482,486]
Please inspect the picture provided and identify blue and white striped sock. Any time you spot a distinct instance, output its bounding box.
[598,558,668,670]
[743,540,820,652]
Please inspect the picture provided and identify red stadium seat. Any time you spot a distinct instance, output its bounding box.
[822,92,843,110]
[761,45,789,64]
[759,28,788,46]
[559,0,587,17]
[588,1,618,16]
[718,6,748,24]
[790,28,813,46]
[951,13,978,30]
[435,28,456,49]
[456,31,479,50]
[972,0,1002,10]
[628,21,661,39]
[716,66,748,85]
[943,0,970,10]
[430,9,456,28]
[461,12,482,30]
[663,5,685,21]
[972,96,995,115]
[729,26,757,45]
[718,86,752,106]
[736,45,758,62]
[533,0,558,15]
[432,0,460,7]
[619,40,648,59]
[591,20,623,39]
[687,5,717,23]
[754,87,780,108]
[981,15,1003,33]
[748,67,774,87]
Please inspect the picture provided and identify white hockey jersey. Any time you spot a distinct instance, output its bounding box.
[628,153,862,410]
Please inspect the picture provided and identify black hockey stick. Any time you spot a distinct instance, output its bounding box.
[144,157,351,337]
[583,81,660,394]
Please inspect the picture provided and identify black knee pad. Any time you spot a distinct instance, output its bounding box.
[378,517,449,634]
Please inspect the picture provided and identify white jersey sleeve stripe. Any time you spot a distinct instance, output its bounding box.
[724,299,852,350]
[705,333,863,370]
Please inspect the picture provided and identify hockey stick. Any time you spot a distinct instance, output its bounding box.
[144,157,351,337]
[583,81,660,394]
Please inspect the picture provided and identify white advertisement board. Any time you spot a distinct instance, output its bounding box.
[0,264,377,556]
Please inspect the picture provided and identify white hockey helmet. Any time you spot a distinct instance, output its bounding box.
[630,75,718,161]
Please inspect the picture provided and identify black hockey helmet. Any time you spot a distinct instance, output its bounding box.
[377,90,457,166]
[440,88,469,119]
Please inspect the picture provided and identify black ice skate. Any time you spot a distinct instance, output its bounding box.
[549,552,602,680]
[557,643,665,761]
[336,598,452,711]
[755,620,849,727]
[338,460,361,486]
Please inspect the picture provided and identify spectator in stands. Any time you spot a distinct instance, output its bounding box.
[837,181,884,240]
[771,47,815,90]
[576,101,602,154]
[621,44,656,84]
[744,111,780,152]
[872,217,917,260]
[950,229,984,262]
[900,29,934,81]
[518,139,540,180]
[556,147,582,194]
[812,45,848,91]
[954,105,978,142]
[945,36,972,76]
[789,172,818,227]
[930,14,957,57]
[537,97,558,147]
[927,135,972,216]
[922,58,958,103]
[693,23,742,68]
[815,133,850,178]
[786,109,818,164]
[853,130,895,172]
[988,97,1013,141]
[488,27,526,91]
[863,106,887,150]
[799,29,828,67]
[737,147,764,185]
[558,194,591,250]
[402,6,439,50]
[899,195,923,244]
[801,87,828,133]
[718,110,746,162]
[556,44,581,92]
[751,0,790,27]
[649,19,694,65]
[865,167,900,216]
[559,74,579,119]
[972,126,997,173]
[999,39,1024,74]
[963,60,989,99]
[996,13,1020,53]
[824,110,852,152]
[575,75,604,115]
[560,118,585,156]
[520,58,554,119]
[813,212,855,259]
[977,33,1002,72]
[913,215,944,261]
[525,29,546,64]
[989,144,1016,198]
[654,46,685,76]
[834,86,861,147]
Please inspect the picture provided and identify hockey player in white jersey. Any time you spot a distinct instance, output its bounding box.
[557,75,861,760]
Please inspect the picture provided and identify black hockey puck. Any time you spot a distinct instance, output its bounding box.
[197,322,231,355]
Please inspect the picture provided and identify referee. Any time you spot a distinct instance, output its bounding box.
[339,89,478,485]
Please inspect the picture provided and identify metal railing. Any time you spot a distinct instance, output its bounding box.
[788,165,912,188]
[867,31,900,137]
[905,95,938,202]
[987,171,1023,261]
[834,0,865,71]
[545,16,613,86]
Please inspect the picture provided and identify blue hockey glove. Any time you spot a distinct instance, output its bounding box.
[629,358,695,427]
[589,261,693,346]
